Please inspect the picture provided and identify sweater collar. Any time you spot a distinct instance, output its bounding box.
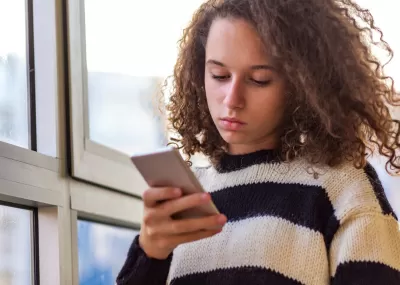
[216,149,281,173]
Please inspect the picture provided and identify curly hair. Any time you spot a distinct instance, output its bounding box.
[165,0,400,174]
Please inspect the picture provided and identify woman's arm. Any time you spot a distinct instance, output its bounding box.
[329,212,400,284]
[116,235,172,285]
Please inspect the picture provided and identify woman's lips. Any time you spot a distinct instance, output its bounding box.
[219,118,246,131]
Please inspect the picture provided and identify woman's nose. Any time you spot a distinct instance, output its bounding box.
[222,78,245,109]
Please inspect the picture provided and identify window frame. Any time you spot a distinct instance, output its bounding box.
[1,1,144,285]
[66,0,148,196]
[0,0,63,208]
[0,142,63,207]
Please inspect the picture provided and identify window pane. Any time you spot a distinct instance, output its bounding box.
[0,205,33,285]
[84,0,204,155]
[77,220,138,285]
[0,0,29,148]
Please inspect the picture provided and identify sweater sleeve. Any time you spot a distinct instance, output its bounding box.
[329,212,400,284]
[116,234,172,285]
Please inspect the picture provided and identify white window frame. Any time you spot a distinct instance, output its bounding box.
[66,0,148,195]
[0,1,72,284]
[0,142,63,207]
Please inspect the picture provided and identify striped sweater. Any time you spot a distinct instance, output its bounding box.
[116,149,400,285]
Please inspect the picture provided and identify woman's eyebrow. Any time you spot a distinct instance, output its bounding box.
[206,59,275,70]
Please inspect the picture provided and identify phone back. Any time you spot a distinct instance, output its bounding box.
[131,147,219,219]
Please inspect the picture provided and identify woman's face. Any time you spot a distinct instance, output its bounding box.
[204,17,287,154]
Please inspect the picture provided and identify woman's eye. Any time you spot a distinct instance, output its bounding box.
[252,79,271,86]
[212,75,230,81]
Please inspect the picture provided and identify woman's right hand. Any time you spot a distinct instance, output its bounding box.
[138,187,227,260]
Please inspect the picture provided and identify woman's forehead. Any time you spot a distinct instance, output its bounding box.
[205,18,271,66]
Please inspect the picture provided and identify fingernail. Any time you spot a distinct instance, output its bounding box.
[174,188,181,195]
[217,215,227,224]
[201,193,210,200]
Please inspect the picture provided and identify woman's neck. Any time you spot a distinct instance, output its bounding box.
[228,139,278,155]
[217,148,281,173]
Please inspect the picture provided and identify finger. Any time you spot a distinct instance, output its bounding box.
[156,214,227,235]
[169,229,223,247]
[143,187,182,208]
[157,192,211,217]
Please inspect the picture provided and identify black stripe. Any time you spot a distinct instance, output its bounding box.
[217,149,281,172]
[364,163,398,220]
[332,261,400,285]
[170,266,304,285]
[211,182,339,247]
[116,235,172,285]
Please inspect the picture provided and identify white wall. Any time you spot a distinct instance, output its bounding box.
[358,0,400,216]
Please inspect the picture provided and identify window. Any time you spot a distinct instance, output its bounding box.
[84,0,167,155]
[0,0,34,149]
[0,204,36,285]
[77,219,138,285]
[0,1,85,284]
[67,0,205,194]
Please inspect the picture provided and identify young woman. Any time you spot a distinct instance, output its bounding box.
[117,0,400,284]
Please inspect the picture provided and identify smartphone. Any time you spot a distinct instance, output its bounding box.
[131,146,219,219]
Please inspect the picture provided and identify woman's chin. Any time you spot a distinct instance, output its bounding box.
[219,130,247,144]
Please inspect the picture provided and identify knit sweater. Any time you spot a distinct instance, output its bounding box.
[116,149,400,285]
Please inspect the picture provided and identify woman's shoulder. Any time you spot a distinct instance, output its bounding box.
[318,160,397,222]
[190,158,396,222]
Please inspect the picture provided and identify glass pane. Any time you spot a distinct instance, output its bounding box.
[77,220,138,285]
[0,0,29,148]
[0,205,33,285]
[84,0,204,155]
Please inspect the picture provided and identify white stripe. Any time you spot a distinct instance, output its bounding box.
[168,216,329,285]
[194,160,321,193]
[330,213,400,277]
[319,163,382,222]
